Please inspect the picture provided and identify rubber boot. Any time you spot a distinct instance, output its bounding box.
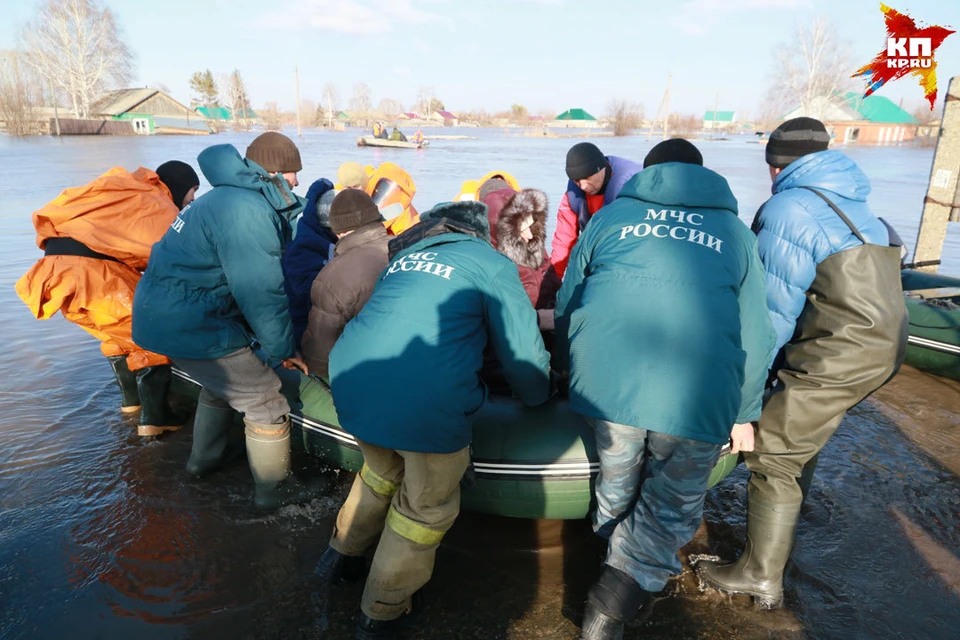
[107,356,140,413]
[696,497,801,608]
[136,366,188,437]
[245,417,327,511]
[579,566,650,640]
[355,592,422,640]
[186,390,241,478]
[315,546,368,585]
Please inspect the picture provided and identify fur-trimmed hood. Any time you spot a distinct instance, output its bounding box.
[494,188,548,269]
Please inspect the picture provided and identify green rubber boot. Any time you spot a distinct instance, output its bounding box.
[696,497,801,608]
[186,389,241,478]
[106,356,140,413]
[136,366,188,437]
[245,417,327,511]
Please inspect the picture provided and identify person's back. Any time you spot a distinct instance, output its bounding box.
[556,159,774,444]
[754,147,889,352]
[330,206,551,454]
[135,144,299,362]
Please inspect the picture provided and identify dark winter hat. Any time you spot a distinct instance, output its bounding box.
[643,138,704,168]
[155,160,200,209]
[766,117,830,168]
[565,142,607,181]
[245,132,303,173]
[329,189,382,234]
[421,201,491,243]
[477,177,513,203]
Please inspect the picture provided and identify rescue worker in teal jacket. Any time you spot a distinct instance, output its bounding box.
[554,139,776,640]
[316,201,551,638]
[133,133,320,512]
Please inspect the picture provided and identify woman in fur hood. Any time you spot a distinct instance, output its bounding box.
[481,183,560,314]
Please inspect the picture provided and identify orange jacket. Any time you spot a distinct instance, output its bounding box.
[31,167,178,270]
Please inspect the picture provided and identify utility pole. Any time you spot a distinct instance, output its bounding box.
[49,78,61,140]
[649,72,672,141]
[295,64,302,138]
[711,92,719,140]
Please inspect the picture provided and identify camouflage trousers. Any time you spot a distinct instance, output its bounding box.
[588,418,721,592]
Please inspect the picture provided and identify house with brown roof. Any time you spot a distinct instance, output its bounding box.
[90,88,212,135]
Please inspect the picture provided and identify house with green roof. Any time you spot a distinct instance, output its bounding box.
[703,110,737,130]
[782,92,919,145]
[551,108,601,128]
[90,88,212,135]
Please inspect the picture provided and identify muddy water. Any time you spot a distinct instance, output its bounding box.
[0,130,958,639]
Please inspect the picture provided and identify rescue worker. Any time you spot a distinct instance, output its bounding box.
[389,126,408,142]
[315,200,552,638]
[412,128,425,145]
[132,132,321,511]
[15,161,199,436]
[373,122,388,140]
[697,118,908,607]
[554,139,776,639]
[301,190,389,381]
[366,162,419,236]
[282,177,336,345]
[550,142,641,279]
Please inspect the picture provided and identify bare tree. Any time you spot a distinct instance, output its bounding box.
[607,99,644,136]
[510,104,530,126]
[667,112,701,137]
[260,101,282,130]
[0,50,42,135]
[300,98,317,126]
[377,97,402,120]
[21,0,133,118]
[349,82,372,116]
[415,86,444,117]
[224,69,252,131]
[321,82,339,127]
[766,16,852,120]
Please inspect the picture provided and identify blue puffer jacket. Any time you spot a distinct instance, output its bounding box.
[755,150,888,355]
[283,179,337,344]
[133,144,304,361]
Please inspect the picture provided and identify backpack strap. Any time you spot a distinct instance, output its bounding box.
[798,186,867,244]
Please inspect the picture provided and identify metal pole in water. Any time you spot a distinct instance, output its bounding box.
[913,75,960,273]
[295,64,302,138]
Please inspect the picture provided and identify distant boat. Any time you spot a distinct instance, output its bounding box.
[357,136,429,149]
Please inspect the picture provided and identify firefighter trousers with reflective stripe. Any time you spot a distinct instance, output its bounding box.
[327,439,470,620]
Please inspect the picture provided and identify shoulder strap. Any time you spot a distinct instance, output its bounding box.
[798,186,866,244]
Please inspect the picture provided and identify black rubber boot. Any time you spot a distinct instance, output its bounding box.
[315,546,368,585]
[245,418,329,511]
[107,356,140,413]
[136,366,188,437]
[355,592,422,640]
[696,497,801,608]
[579,565,650,640]
[186,390,241,478]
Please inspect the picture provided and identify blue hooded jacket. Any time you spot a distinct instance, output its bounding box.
[283,178,337,344]
[133,144,305,361]
[755,150,888,355]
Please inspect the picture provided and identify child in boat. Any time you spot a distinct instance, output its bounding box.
[554,139,776,639]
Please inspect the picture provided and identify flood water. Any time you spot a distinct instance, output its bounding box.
[1,128,958,639]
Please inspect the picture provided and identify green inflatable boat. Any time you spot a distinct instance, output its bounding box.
[901,269,960,381]
[171,369,739,520]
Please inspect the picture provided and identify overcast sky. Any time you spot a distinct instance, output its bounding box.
[1,0,957,118]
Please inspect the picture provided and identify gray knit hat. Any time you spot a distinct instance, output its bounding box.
[245,132,302,173]
[766,117,830,168]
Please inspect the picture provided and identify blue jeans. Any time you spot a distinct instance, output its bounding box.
[589,418,721,592]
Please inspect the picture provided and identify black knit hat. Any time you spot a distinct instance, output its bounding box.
[643,138,704,169]
[766,117,830,168]
[245,132,303,173]
[155,160,200,209]
[329,189,382,234]
[565,142,607,181]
